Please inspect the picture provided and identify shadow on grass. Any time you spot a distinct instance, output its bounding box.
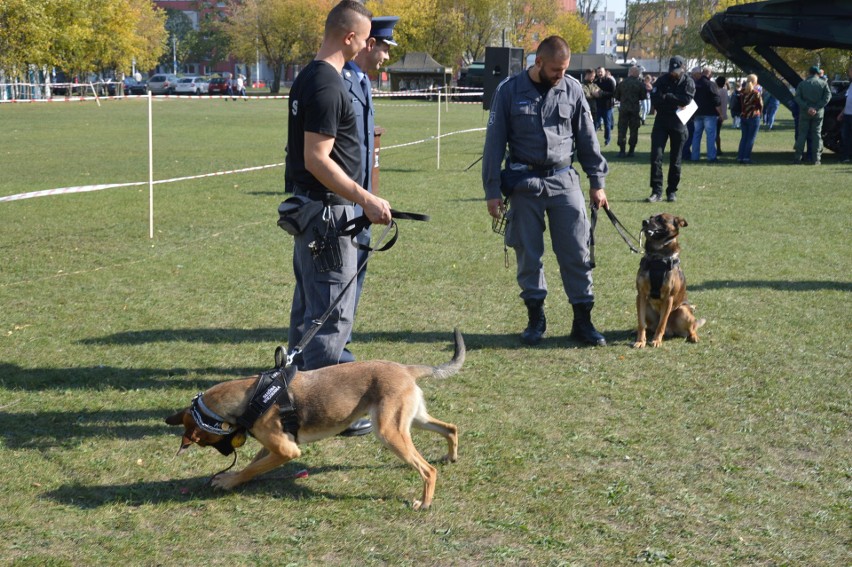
[76,327,637,350]
[0,407,200,449]
[692,279,852,292]
[43,462,384,509]
[0,362,253,391]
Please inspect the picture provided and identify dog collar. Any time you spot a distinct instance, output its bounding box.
[190,393,235,436]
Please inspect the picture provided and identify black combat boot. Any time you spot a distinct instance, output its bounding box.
[521,299,547,345]
[627,145,635,157]
[618,144,626,158]
[570,302,606,346]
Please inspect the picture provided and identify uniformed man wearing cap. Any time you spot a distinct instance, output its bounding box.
[482,36,609,347]
[792,65,832,165]
[342,15,399,330]
[647,55,695,202]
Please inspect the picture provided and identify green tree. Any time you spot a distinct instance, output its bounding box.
[0,0,52,78]
[549,10,592,54]
[369,0,465,68]
[225,0,329,93]
[457,0,500,65]
[160,8,194,73]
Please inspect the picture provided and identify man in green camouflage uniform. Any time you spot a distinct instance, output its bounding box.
[793,65,832,165]
[614,66,647,157]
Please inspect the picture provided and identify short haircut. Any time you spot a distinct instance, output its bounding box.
[715,75,726,87]
[325,0,372,37]
[537,36,571,61]
[629,66,640,77]
[584,68,595,75]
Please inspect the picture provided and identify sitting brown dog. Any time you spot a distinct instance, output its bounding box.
[633,214,705,348]
[166,329,464,510]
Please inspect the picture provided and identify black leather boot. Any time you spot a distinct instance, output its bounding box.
[570,302,606,346]
[521,299,546,345]
[618,144,626,158]
[627,145,635,157]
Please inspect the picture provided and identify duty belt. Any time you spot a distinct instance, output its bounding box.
[511,159,573,177]
[294,186,353,207]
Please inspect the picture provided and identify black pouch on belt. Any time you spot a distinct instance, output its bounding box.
[277,195,324,236]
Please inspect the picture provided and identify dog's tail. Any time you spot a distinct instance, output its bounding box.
[430,328,466,380]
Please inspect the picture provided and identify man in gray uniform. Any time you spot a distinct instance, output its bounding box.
[482,35,609,347]
[341,15,398,364]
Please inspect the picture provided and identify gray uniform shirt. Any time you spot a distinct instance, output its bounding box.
[482,70,608,201]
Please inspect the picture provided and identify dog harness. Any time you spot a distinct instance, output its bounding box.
[190,348,300,454]
[641,256,681,299]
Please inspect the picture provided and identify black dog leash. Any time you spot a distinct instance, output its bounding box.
[590,205,642,268]
[287,210,429,367]
[338,209,431,251]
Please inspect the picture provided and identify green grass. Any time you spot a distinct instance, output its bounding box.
[0,98,849,566]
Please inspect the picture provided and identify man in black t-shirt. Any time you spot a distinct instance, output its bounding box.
[285,0,392,391]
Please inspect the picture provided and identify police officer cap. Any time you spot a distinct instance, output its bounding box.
[668,56,686,74]
[371,16,399,46]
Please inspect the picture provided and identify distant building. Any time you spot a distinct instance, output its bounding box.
[589,11,627,61]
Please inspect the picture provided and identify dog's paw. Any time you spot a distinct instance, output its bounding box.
[650,339,663,348]
[439,454,457,464]
[687,334,699,343]
[412,499,431,511]
[632,341,646,349]
[210,472,239,490]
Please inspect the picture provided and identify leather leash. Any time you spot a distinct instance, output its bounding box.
[590,205,642,268]
[287,210,429,367]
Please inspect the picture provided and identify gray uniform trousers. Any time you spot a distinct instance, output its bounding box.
[288,204,358,370]
[504,168,594,305]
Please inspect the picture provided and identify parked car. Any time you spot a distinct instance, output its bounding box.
[106,78,147,96]
[147,74,179,95]
[208,77,231,96]
[174,76,209,95]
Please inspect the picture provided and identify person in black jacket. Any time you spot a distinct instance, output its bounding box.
[594,67,616,146]
[690,67,721,162]
[647,56,695,202]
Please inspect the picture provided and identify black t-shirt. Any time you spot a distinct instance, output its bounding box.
[285,60,362,193]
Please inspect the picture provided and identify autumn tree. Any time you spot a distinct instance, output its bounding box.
[0,0,52,78]
[1,0,167,81]
[549,10,592,54]
[225,0,330,93]
[367,0,465,68]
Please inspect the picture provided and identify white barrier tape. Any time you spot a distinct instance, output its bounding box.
[2,89,484,104]
[382,127,485,151]
[0,127,485,203]
[0,163,284,203]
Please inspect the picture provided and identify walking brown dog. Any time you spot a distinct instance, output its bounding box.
[166,329,464,510]
[633,214,705,348]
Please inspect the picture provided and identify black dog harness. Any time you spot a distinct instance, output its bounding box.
[641,256,681,299]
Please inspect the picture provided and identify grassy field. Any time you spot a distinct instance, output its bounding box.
[0,96,849,566]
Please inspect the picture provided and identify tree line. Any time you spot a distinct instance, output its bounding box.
[0,0,592,92]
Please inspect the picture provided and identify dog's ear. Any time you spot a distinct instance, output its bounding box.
[675,217,688,228]
[165,409,187,426]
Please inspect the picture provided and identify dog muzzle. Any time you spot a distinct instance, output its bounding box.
[190,393,247,456]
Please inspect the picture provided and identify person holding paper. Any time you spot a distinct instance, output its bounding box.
[647,56,695,203]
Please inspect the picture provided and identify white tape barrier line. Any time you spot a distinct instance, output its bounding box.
[382,127,485,151]
[1,90,484,104]
[0,127,485,203]
[0,163,284,203]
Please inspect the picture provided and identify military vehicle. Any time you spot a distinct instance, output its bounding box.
[701,0,852,153]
